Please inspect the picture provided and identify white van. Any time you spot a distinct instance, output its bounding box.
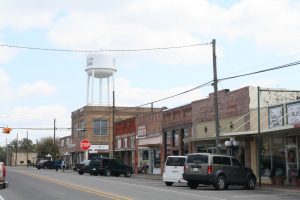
[163,156,187,186]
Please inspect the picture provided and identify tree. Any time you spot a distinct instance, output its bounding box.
[36,137,59,160]
[19,138,35,152]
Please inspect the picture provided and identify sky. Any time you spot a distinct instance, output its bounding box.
[1,0,300,146]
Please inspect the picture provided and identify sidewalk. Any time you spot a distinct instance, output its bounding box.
[132,173,300,193]
[258,183,300,193]
[133,173,162,180]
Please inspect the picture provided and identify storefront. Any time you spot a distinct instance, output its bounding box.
[260,100,300,185]
[138,137,162,174]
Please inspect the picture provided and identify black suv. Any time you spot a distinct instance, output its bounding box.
[183,153,256,190]
[89,157,133,177]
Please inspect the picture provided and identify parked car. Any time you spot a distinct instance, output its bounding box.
[0,162,8,189]
[163,156,187,186]
[36,160,55,170]
[183,153,256,190]
[89,157,133,177]
[78,160,91,175]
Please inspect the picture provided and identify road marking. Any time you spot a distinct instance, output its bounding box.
[0,195,5,200]
[233,194,289,198]
[87,176,227,200]
[15,170,132,200]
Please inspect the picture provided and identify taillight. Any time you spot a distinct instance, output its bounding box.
[184,164,187,172]
[2,164,6,177]
[207,165,212,174]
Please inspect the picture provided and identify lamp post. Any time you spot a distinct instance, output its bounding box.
[224,137,239,156]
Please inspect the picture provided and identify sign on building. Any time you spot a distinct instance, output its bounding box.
[287,102,300,125]
[137,125,146,138]
[268,106,284,128]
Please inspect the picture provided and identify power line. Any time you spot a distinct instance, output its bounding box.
[0,42,211,53]
[219,60,300,82]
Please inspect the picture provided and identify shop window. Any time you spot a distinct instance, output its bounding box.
[261,136,271,177]
[166,131,171,147]
[271,137,286,173]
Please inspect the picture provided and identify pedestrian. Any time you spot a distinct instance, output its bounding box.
[61,160,66,172]
[54,160,59,172]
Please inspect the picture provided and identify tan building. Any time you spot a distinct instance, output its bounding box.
[187,86,300,185]
[70,105,155,164]
[11,152,38,166]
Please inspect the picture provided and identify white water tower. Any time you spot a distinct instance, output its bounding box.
[85,53,117,106]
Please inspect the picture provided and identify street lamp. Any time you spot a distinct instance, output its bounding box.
[224,137,239,156]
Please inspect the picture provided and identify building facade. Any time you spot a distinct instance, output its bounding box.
[162,104,192,164]
[70,105,155,164]
[136,111,163,174]
[114,117,137,170]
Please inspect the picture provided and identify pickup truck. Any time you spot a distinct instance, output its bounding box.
[0,162,8,189]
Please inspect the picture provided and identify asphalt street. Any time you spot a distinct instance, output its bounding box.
[1,167,300,200]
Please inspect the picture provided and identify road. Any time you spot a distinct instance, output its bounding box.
[1,167,300,200]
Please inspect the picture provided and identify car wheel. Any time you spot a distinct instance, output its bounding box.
[245,176,256,190]
[105,168,111,176]
[215,175,227,190]
[78,171,83,175]
[124,170,132,177]
[187,181,198,189]
[165,182,173,186]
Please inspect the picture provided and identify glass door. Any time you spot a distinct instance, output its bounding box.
[286,136,298,185]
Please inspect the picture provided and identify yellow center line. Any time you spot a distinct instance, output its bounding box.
[15,170,133,200]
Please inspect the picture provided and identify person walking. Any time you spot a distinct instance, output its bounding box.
[61,160,66,172]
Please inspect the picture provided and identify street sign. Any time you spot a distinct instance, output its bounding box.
[80,139,91,151]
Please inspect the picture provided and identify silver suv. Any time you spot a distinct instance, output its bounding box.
[183,153,256,190]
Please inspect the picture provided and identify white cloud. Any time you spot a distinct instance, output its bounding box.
[0,68,14,102]
[18,81,56,97]
[0,105,71,146]
[115,78,206,108]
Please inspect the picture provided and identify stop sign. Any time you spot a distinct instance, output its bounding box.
[80,139,91,151]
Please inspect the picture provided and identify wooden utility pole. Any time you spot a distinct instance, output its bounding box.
[212,39,220,154]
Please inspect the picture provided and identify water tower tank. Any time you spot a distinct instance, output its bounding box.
[86,53,117,78]
[85,53,117,106]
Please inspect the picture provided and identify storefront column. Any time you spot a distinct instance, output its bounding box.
[250,136,258,178]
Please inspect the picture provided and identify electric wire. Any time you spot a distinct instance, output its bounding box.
[0,42,211,53]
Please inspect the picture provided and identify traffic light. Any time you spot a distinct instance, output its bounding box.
[2,127,12,134]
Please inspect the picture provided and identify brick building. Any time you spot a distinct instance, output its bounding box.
[162,104,192,162]
[114,117,136,169]
[70,105,154,164]
[136,111,163,174]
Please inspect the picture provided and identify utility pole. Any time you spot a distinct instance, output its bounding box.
[53,118,56,159]
[26,130,29,167]
[15,133,18,166]
[112,90,115,157]
[212,39,220,154]
[6,138,8,166]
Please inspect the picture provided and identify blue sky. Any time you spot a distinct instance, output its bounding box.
[1,0,300,146]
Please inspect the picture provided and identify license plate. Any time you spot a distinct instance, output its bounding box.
[193,168,198,172]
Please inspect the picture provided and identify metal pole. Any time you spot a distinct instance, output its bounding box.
[27,130,29,167]
[6,138,8,166]
[54,118,56,159]
[257,86,262,187]
[112,90,115,157]
[212,39,220,154]
[15,133,18,166]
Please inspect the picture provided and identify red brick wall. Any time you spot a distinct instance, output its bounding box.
[192,87,250,123]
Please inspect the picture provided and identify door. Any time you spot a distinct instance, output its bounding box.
[286,144,298,184]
